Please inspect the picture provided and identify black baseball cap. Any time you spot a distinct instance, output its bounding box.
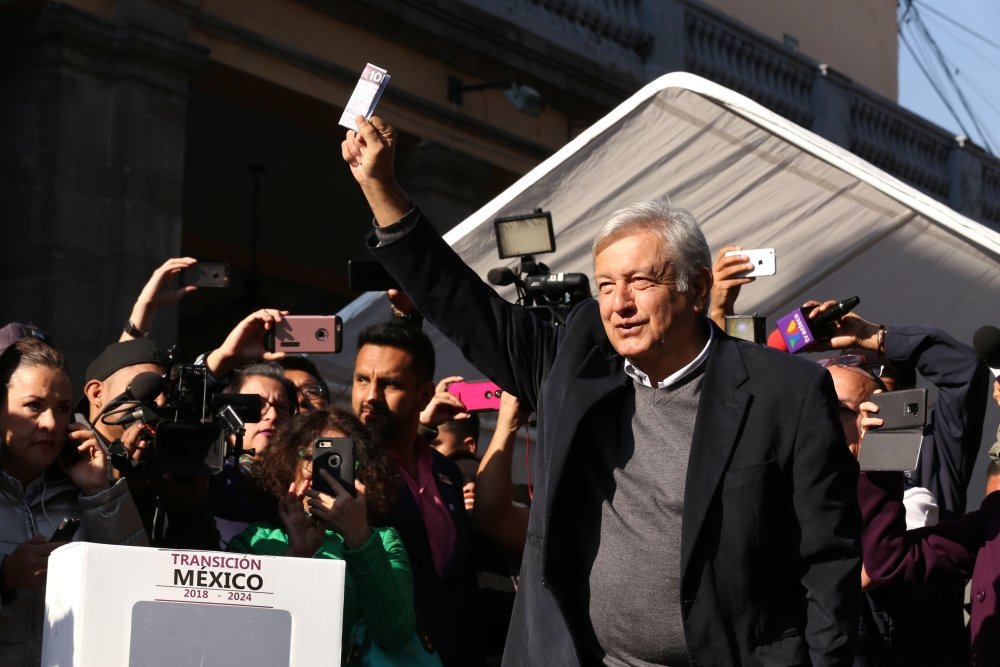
[76,339,169,415]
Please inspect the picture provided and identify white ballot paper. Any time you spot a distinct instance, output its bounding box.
[339,63,391,129]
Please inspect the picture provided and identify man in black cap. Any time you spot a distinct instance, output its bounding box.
[77,338,170,450]
[77,339,218,548]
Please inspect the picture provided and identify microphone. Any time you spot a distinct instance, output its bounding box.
[487,267,519,287]
[97,371,165,418]
[973,325,1000,376]
[773,296,861,354]
[105,404,160,427]
[767,328,789,352]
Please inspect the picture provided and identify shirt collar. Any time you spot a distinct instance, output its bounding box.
[624,320,714,389]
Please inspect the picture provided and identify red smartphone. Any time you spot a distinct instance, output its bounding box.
[265,315,342,354]
[447,380,503,412]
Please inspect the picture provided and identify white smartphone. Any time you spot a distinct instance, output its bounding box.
[724,248,776,277]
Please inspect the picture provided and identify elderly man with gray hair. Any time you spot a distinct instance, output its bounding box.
[342,115,861,666]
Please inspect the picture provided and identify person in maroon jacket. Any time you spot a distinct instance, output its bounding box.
[859,409,1000,666]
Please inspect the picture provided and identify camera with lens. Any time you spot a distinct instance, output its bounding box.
[99,349,261,476]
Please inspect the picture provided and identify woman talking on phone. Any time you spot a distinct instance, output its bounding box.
[228,408,422,664]
[0,337,147,667]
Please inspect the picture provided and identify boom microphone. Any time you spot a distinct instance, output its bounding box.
[772,296,861,354]
[97,371,165,418]
[487,268,519,287]
[105,403,160,427]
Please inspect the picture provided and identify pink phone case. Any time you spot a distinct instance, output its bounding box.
[267,315,342,354]
[447,380,503,412]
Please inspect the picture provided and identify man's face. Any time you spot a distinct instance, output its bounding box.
[828,365,879,457]
[993,379,999,407]
[352,344,431,446]
[239,375,292,457]
[594,231,707,381]
[431,426,473,458]
[91,363,166,440]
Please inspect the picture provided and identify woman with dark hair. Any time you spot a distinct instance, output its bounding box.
[228,408,417,661]
[212,361,296,547]
[0,337,147,666]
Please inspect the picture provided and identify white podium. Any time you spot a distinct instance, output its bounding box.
[43,543,345,667]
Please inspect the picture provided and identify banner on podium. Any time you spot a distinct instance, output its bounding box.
[43,543,345,667]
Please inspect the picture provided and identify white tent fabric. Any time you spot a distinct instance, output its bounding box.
[318,72,1000,497]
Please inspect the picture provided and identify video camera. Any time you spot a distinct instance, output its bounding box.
[487,209,591,325]
[98,348,261,476]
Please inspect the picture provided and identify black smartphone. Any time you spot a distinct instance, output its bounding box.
[50,515,81,542]
[858,388,928,471]
[264,315,342,354]
[180,262,230,288]
[870,388,927,431]
[348,258,399,291]
[312,437,356,497]
[60,438,84,467]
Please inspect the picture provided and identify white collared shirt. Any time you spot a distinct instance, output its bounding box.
[624,322,714,389]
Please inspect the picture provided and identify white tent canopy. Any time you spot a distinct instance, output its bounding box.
[317,72,1000,497]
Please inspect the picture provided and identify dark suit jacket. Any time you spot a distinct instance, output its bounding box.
[369,211,861,666]
[388,443,483,667]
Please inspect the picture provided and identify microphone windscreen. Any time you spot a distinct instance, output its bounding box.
[487,268,517,286]
[128,371,164,402]
[767,328,789,352]
[973,325,1000,367]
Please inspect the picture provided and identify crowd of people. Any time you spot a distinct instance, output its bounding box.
[1,111,999,667]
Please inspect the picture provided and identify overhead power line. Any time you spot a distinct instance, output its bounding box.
[899,0,997,153]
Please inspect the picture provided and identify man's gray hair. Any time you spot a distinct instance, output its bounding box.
[592,197,712,293]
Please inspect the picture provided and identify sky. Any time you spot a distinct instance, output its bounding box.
[897,0,1000,157]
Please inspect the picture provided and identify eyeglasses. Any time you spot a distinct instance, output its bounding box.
[261,396,293,418]
[817,354,887,391]
[297,384,326,401]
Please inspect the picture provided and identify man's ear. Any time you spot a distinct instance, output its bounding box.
[690,266,714,313]
[463,436,477,455]
[84,379,104,414]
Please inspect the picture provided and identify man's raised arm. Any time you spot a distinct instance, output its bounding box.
[341,115,412,226]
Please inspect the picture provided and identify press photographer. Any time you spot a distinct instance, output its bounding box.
[76,338,234,549]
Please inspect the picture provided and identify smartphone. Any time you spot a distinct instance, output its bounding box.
[50,515,81,542]
[180,262,230,288]
[265,315,342,354]
[348,258,399,291]
[870,388,927,431]
[447,380,503,412]
[858,388,928,471]
[312,437,356,497]
[60,438,84,467]
[724,248,776,277]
